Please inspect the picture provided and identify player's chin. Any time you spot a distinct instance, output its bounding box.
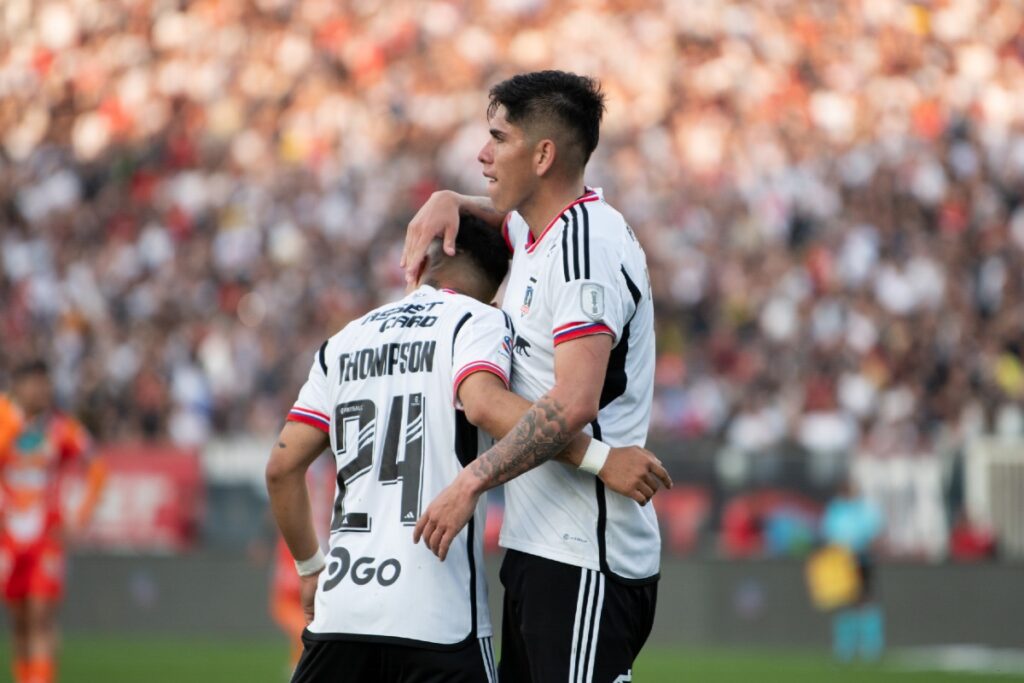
[487,184,512,214]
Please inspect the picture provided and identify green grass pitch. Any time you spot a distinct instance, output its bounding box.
[2,636,1023,682]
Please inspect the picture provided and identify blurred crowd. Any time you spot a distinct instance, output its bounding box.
[1,0,1023,460]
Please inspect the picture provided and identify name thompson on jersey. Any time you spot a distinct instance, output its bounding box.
[336,341,438,384]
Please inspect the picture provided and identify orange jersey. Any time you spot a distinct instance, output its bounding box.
[0,395,90,547]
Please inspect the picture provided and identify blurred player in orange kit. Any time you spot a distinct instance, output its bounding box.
[269,453,334,672]
[0,360,106,683]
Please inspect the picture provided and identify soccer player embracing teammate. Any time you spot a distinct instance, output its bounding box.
[267,214,667,682]
[406,70,664,683]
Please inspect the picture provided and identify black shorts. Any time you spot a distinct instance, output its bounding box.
[291,632,497,683]
[499,549,658,683]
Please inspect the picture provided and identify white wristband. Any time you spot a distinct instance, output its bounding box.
[294,548,326,577]
[579,439,611,476]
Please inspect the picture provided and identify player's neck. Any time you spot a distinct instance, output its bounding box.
[520,177,586,240]
[423,276,469,299]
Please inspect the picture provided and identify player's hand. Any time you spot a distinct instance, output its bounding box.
[413,470,481,562]
[400,190,461,286]
[599,446,672,506]
[300,572,320,626]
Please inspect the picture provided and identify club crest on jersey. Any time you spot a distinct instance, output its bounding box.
[521,277,537,315]
[581,283,605,321]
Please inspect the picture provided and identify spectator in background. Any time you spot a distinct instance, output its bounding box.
[821,479,885,662]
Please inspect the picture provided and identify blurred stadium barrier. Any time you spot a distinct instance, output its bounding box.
[966,437,1024,558]
[0,552,1016,650]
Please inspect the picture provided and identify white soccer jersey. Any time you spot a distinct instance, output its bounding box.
[498,188,661,583]
[286,285,513,647]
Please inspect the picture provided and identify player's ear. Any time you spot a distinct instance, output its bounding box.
[534,139,556,177]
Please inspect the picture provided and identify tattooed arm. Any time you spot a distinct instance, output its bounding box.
[414,334,614,560]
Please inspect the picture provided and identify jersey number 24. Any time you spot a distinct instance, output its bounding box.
[331,393,425,533]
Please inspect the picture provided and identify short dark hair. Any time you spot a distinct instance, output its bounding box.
[453,214,509,296]
[12,358,49,380]
[488,70,606,166]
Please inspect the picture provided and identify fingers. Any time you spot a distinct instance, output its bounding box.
[437,531,456,562]
[443,222,458,256]
[413,515,434,545]
[427,526,445,556]
[629,489,648,505]
[650,460,673,489]
[642,472,662,493]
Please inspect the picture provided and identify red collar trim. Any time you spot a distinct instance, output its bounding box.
[524,190,599,254]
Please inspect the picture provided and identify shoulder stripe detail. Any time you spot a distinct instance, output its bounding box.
[561,215,571,282]
[581,202,591,279]
[554,322,613,345]
[287,406,330,433]
[317,339,329,374]
[525,191,599,254]
[501,310,515,335]
[452,312,473,347]
[621,266,642,306]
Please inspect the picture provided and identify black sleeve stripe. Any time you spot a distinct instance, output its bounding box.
[501,310,515,336]
[452,312,474,356]
[570,207,582,281]
[317,339,329,374]
[581,203,591,279]
[621,265,642,306]
[561,215,571,282]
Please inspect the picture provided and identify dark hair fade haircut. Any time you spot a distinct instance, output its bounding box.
[488,70,606,167]
[454,213,510,295]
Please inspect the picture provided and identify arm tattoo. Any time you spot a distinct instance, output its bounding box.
[469,394,574,488]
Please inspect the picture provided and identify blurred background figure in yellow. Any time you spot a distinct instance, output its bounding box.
[818,480,885,662]
[0,360,106,683]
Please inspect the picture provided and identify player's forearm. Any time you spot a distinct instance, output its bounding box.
[471,389,593,468]
[266,462,320,562]
[445,191,505,229]
[465,389,594,493]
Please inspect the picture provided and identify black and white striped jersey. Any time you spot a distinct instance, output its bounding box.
[286,285,513,646]
[498,188,661,583]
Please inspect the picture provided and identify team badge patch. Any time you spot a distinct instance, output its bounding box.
[581,283,605,320]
